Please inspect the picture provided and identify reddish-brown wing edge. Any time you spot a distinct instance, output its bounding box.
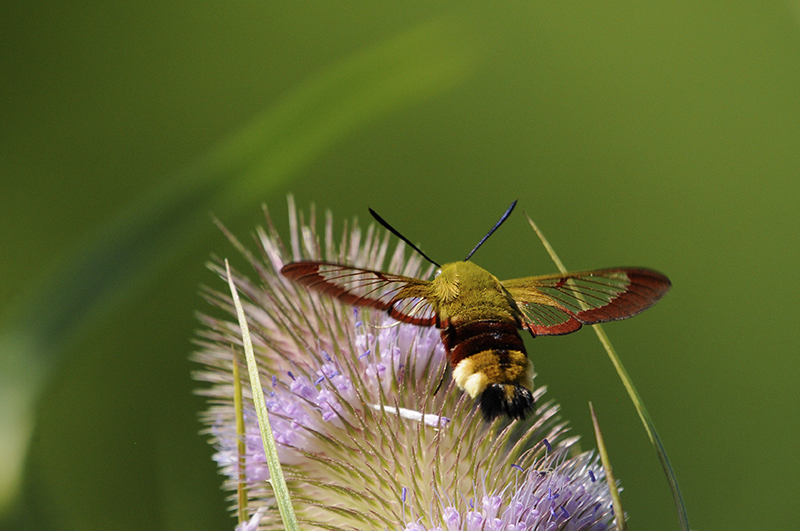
[280,261,436,326]
[504,268,671,337]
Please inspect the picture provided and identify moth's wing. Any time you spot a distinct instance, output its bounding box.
[502,268,671,336]
[281,261,436,326]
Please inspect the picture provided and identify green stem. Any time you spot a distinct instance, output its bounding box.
[590,402,626,531]
[525,214,690,531]
[232,352,248,525]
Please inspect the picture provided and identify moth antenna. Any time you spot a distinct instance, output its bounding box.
[369,207,441,268]
[464,200,518,261]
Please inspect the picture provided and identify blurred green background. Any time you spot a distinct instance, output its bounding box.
[2,2,799,530]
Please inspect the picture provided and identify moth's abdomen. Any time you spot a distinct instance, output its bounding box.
[442,320,535,420]
[478,383,535,421]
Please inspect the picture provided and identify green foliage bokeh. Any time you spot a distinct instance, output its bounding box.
[2,2,800,530]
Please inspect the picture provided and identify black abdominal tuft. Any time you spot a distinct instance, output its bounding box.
[479,384,535,421]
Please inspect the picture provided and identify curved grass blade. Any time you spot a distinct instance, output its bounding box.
[525,213,690,531]
[226,260,298,531]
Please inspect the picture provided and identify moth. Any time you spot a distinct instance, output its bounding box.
[281,201,670,421]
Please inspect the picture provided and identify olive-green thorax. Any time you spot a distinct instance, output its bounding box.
[428,261,521,329]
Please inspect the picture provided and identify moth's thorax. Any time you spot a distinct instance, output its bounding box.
[431,261,519,327]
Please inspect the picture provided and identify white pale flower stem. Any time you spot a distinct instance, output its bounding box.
[525,213,690,531]
[225,259,299,531]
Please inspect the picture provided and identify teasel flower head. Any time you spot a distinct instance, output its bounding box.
[194,197,618,530]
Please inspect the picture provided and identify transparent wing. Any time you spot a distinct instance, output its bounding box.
[502,268,671,336]
[281,261,436,326]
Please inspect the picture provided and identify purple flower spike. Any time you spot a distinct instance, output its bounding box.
[194,196,619,530]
